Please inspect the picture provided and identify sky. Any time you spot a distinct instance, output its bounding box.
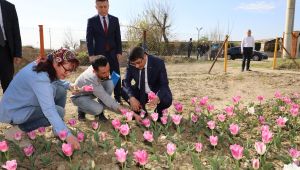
[7,0,300,49]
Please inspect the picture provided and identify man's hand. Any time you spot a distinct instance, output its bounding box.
[117,54,122,62]
[66,135,80,150]
[69,84,81,95]
[129,97,141,112]
[147,97,160,108]
[14,57,22,65]
[133,113,142,124]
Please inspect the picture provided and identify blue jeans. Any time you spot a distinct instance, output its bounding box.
[18,81,67,132]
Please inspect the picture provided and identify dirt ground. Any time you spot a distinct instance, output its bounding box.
[0,58,300,169]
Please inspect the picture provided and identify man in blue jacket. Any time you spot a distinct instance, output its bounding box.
[85,0,122,119]
[122,47,172,120]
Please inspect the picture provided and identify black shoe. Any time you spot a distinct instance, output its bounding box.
[78,111,86,121]
[96,112,108,123]
[246,69,252,71]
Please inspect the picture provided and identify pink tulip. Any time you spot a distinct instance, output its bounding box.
[142,118,151,128]
[199,96,209,106]
[261,125,270,132]
[207,120,216,130]
[162,109,168,117]
[257,95,265,102]
[133,150,148,166]
[191,114,199,123]
[140,111,146,118]
[99,131,108,141]
[151,113,159,122]
[252,158,260,170]
[77,132,85,142]
[125,111,134,121]
[209,136,218,146]
[115,148,128,163]
[0,141,9,152]
[224,106,234,117]
[195,143,203,153]
[23,145,34,157]
[38,127,46,134]
[58,130,68,141]
[2,160,17,170]
[161,116,168,125]
[112,119,121,130]
[120,108,128,115]
[143,131,154,142]
[274,91,281,98]
[191,97,198,105]
[217,114,226,122]
[254,142,266,155]
[279,106,286,112]
[82,85,93,92]
[276,116,288,127]
[167,143,176,156]
[68,118,77,126]
[14,131,22,141]
[262,130,273,144]
[173,102,183,113]
[119,124,130,136]
[27,130,36,140]
[92,121,99,130]
[148,91,157,102]
[62,143,73,157]
[258,116,266,124]
[207,104,215,112]
[229,123,240,135]
[289,148,300,159]
[290,107,299,117]
[230,144,244,160]
[172,114,182,125]
[232,95,241,104]
[282,96,292,104]
[195,107,202,113]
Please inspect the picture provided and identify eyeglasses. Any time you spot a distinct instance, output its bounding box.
[61,64,74,74]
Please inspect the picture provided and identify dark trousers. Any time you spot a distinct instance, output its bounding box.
[0,42,14,93]
[187,49,192,58]
[105,51,121,101]
[121,86,172,117]
[242,47,253,71]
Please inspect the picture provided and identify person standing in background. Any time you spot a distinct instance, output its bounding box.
[187,38,193,58]
[241,29,255,72]
[0,0,22,93]
[86,0,122,107]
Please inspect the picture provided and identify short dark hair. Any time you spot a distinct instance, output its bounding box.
[129,47,145,62]
[92,55,108,70]
[96,0,108,2]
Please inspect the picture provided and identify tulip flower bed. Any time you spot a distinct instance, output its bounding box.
[0,91,300,169]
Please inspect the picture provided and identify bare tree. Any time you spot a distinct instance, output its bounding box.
[62,29,78,50]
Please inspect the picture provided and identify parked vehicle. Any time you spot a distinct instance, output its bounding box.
[227,47,268,61]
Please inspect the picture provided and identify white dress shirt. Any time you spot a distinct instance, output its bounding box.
[99,14,109,30]
[0,3,7,40]
[241,36,255,52]
[139,57,151,93]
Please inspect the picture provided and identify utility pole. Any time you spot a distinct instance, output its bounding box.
[283,0,296,58]
[196,27,203,42]
[49,28,52,50]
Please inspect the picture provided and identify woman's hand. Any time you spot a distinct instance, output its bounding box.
[66,135,80,150]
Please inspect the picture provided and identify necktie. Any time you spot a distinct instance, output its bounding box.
[139,68,146,109]
[102,17,108,34]
[0,26,5,47]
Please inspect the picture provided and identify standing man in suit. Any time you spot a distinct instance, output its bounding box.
[241,29,255,72]
[122,47,172,120]
[86,0,122,105]
[0,0,22,93]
